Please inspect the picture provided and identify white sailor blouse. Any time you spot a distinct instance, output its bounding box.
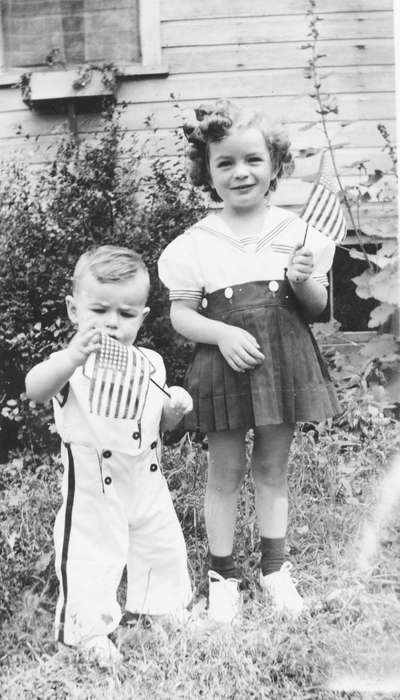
[158,207,335,303]
[52,346,166,456]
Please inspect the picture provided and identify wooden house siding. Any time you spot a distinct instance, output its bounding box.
[0,0,396,226]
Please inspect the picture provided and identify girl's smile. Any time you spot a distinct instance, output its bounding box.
[207,127,275,214]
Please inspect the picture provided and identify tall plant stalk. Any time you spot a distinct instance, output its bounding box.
[303,0,372,267]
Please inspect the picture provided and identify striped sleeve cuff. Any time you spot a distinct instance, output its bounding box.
[169,290,203,302]
[312,273,329,287]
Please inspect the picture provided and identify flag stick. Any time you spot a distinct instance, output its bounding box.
[150,377,171,398]
[302,222,310,247]
[135,345,172,398]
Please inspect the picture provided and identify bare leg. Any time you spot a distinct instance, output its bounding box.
[251,423,295,537]
[206,428,247,556]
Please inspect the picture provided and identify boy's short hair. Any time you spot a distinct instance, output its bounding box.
[72,245,150,297]
[183,100,294,201]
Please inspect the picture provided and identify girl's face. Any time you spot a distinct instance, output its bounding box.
[207,127,275,214]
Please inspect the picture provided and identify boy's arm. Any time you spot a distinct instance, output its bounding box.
[160,386,193,433]
[25,325,101,403]
[25,350,79,403]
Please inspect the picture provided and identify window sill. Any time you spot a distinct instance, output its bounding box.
[120,63,169,79]
[0,63,169,91]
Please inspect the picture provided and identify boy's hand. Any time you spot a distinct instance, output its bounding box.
[218,326,265,373]
[66,324,102,368]
[168,386,193,417]
[287,243,314,283]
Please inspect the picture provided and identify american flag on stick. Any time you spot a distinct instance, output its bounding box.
[300,150,347,244]
[84,335,155,420]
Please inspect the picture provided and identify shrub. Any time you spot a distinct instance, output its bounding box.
[0,108,207,456]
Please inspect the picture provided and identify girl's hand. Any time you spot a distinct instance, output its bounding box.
[66,324,102,368]
[218,326,265,373]
[168,386,193,417]
[287,243,314,284]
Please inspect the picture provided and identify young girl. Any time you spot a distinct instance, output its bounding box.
[158,101,340,623]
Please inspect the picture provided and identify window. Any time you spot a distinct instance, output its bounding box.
[331,242,379,332]
[0,0,165,83]
[2,0,141,68]
[319,239,380,332]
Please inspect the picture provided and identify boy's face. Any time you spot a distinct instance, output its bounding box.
[66,271,150,347]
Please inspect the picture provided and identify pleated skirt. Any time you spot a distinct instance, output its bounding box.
[184,280,340,433]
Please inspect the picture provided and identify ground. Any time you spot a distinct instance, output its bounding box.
[1,424,400,699]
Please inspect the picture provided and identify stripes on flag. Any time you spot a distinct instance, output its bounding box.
[300,151,347,244]
[84,335,153,420]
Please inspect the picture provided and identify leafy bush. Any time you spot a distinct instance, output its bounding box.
[0,455,60,625]
[0,108,207,455]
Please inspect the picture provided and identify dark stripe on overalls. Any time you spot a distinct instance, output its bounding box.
[58,443,75,643]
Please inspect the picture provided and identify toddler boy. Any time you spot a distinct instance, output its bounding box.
[26,245,193,666]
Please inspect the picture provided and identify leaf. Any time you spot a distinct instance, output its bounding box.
[380,239,398,256]
[297,147,321,158]
[330,142,348,150]
[349,248,391,269]
[299,122,318,131]
[7,532,17,553]
[368,303,397,329]
[302,174,320,183]
[7,491,25,508]
[365,169,384,186]
[360,333,399,358]
[296,525,309,535]
[360,214,397,239]
[353,263,398,304]
[35,550,52,573]
[101,613,114,625]
[346,159,370,170]
[385,371,400,402]
[320,71,335,80]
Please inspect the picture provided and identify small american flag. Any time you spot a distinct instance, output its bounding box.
[300,150,347,244]
[84,335,154,420]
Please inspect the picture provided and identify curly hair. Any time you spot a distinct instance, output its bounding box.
[183,100,294,202]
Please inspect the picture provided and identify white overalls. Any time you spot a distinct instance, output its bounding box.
[52,347,191,646]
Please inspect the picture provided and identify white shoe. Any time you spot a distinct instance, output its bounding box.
[208,570,241,624]
[260,562,306,618]
[81,635,122,668]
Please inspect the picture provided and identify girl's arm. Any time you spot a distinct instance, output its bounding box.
[170,299,265,373]
[26,325,101,403]
[286,243,328,320]
[171,299,231,345]
[289,278,327,321]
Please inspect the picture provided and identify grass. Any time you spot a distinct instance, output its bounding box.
[1,422,400,699]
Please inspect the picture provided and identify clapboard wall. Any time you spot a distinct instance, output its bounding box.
[0,0,396,228]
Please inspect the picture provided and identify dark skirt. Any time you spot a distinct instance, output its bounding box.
[184,280,340,433]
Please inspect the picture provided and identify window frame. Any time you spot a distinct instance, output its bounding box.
[0,0,167,87]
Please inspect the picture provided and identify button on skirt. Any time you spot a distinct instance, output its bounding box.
[184,280,340,433]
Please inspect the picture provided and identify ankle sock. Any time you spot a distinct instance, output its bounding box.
[260,536,285,576]
[209,553,239,580]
